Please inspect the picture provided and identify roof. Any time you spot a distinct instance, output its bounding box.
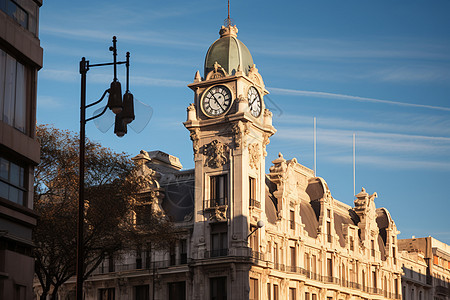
[160,172,195,222]
[204,25,254,77]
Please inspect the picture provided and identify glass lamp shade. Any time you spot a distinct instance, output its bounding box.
[114,113,127,137]
[121,91,135,124]
[108,81,123,114]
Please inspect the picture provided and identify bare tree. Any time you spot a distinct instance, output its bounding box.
[33,125,178,300]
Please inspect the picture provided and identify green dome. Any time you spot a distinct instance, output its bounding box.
[204,25,254,77]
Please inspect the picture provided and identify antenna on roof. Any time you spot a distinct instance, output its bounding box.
[353,133,356,197]
[224,0,234,26]
[314,117,317,176]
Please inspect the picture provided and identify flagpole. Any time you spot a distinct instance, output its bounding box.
[353,133,356,197]
[314,117,317,176]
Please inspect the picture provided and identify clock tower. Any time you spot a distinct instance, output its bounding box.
[184,23,276,299]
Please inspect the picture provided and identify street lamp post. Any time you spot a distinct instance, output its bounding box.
[77,36,134,300]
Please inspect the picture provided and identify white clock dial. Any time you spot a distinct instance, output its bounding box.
[247,86,262,117]
[202,85,232,117]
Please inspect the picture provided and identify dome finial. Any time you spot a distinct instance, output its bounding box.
[224,0,234,27]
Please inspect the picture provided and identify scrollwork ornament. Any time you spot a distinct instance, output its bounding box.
[190,128,200,154]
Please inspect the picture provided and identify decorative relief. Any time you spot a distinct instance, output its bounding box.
[247,64,265,88]
[202,139,229,168]
[232,121,249,148]
[189,128,200,154]
[248,143,260,170]
[208,206,227,222]
[262,132,272,156]
[205,61,228,80]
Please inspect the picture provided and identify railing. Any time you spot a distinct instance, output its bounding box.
[249,198,261,208]
[93,259,191,275]
[251,251,264,261]
[204,248,228,258]
[204,198,228,208]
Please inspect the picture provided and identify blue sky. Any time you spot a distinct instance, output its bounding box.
[37,0,450,243]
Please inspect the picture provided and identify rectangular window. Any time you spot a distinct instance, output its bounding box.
[290,210,295,230]
[290,246,296,271]
[136,251,142,269]
[108,256,114,272]
[267,283,271,300]
[392,246,397,265]
[210,277,227,300]
[249,225,258,252]
[211,223,228,257]
[327,221,332,242]
[289,288,296,300]
[0,50,28,133]
[273,243,279,268]
[134,285,149,300]
[0,157,26,205]
[312,294,317,300]
[373,270,377,289]
[327,258,333,281]
[14,284,26,300]
[273,285,279,300]
[2,0,29,29]
[169,282,186,300]
[311,255,317,276]
[350,236,354,251]
[249,278,258,300]
[180,239,187,264]
[305,253,310,276]
[169,244,176,265]
[210,174,227,207]
[305,292,310,300]
[394,278,398,299]
[99,288,115,300]
[249,177,259,207]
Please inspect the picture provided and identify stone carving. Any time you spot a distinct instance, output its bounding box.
[247,64,265,87]
[205,62,228,80]
[248,143,260,170]
[262,132,272,156]
[186,103,197,122]
[189,128,200,154]
[202,139,229,168]
[231,121,249,148]
[209,206,227,222]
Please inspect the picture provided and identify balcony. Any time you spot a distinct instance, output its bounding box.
[249,198,260,208]
[93,259,191,275]
[205,198,228,209]
[205,248,228,258]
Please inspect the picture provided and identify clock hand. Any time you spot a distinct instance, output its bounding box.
[212,94,226,111]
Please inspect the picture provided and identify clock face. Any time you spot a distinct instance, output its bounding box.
[201,85,232,117]
[247,86,262,117]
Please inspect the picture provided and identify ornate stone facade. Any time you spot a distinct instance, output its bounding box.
[33,22,450,300]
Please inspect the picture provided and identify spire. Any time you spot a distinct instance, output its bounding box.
[224,0,234,27]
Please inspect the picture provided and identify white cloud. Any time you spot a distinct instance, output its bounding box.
[38,96,64,108]
[275,127,450,157]
[328,155,450,171]
[268,87,450,112]
[40,68,188,88]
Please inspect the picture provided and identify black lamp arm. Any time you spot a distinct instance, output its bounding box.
[86,89,109,109]
[86,105,108,123]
